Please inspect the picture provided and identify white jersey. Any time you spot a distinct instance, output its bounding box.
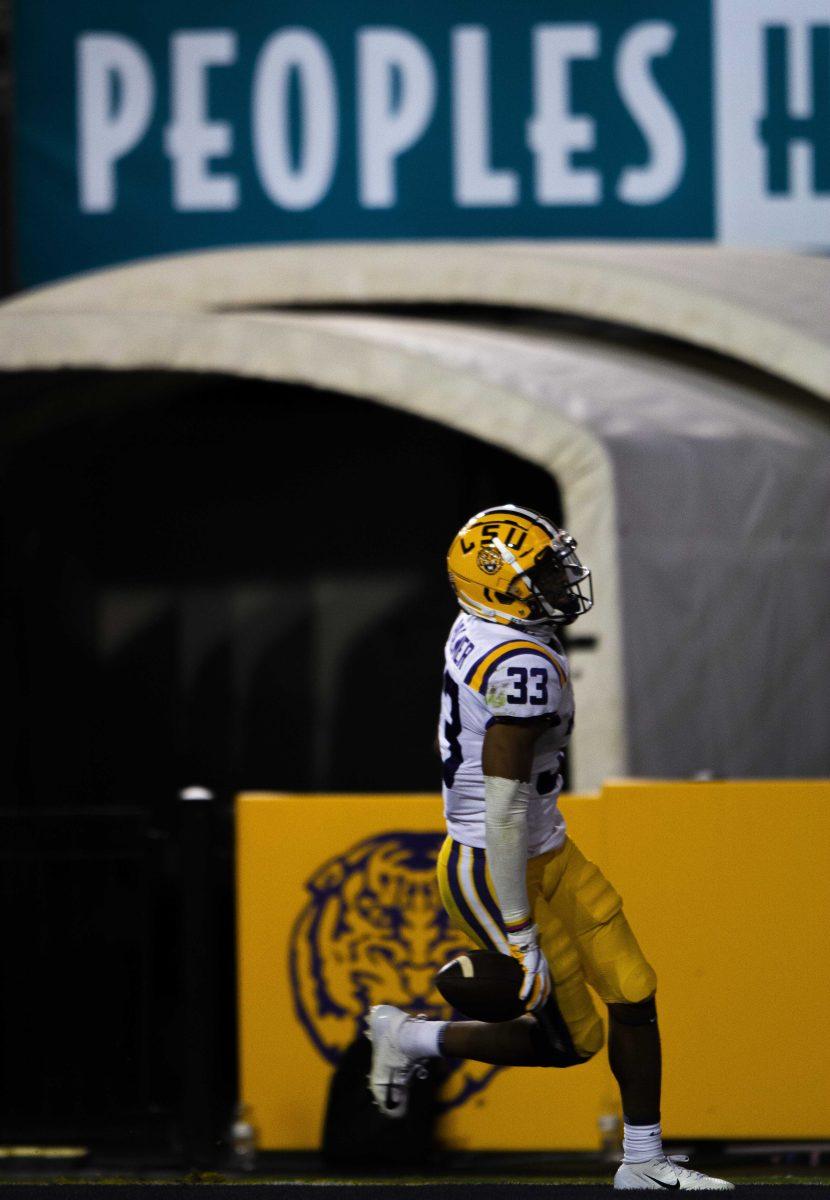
[438,612,574,857]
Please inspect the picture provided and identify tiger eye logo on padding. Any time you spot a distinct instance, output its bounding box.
[477,546,502,574]
[288,832,501,1111]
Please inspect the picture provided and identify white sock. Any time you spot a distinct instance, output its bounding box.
[397,1017,447,1059]
[623,1120,663,1164]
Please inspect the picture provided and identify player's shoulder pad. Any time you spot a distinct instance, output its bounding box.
[463,637,567,696]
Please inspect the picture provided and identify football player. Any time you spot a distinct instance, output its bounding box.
[367,504,733,1190]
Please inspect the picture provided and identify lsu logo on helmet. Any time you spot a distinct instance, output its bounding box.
[447,503,593,633]
[289,832,500,1110]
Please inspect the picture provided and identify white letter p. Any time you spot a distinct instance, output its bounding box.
[358,29,436,208]
[77,34,155,213]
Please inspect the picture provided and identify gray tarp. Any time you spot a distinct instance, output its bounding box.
[286,313,830,781]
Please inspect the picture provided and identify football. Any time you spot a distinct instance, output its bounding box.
[434,949,525,1022]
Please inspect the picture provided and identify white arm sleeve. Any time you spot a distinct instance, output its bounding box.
[484,774,531,929]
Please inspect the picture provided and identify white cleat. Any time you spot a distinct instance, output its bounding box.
[365,1004,424,1119]
[615,1155,735,1190]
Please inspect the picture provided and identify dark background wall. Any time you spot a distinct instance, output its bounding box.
[0,369,561,1150]
[3,370,562,806]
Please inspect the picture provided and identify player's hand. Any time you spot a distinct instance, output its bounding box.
[507,923,551,1011]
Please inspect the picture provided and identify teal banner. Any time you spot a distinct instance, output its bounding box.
[12,0,830,287]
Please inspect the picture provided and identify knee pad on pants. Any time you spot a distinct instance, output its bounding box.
[584,907,658,1005]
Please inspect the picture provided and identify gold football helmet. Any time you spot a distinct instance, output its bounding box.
[447,504,592,631]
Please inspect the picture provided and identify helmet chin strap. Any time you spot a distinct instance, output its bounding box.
[492,536,558,622]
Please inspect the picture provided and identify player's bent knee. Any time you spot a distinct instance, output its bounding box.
[529,1007,604,1067]
[531,1034,595,1068]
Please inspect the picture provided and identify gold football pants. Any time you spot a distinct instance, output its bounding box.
[437,835,657,1059]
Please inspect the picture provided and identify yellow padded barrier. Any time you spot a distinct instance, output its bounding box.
[236,782,830,1149]
[598,779,830,1140]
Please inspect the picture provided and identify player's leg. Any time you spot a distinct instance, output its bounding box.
[607,997,661,1125]
[545,839,732,1190]
[539,838,660,1108]
[427,1014,545,1064]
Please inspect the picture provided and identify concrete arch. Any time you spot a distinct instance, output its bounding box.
[7,241,830,400]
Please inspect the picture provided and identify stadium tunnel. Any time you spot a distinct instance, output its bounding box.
[2,241,830,1153]
[2,242,830,789]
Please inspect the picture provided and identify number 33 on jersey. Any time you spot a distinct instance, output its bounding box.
[438,611,574,858]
